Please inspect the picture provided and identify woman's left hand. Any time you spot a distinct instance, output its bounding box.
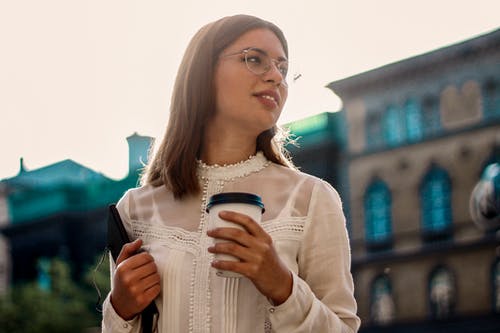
[207,210,292,305]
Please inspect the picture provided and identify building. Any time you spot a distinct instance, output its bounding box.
[322,28,500,331]
[0,133,153,289]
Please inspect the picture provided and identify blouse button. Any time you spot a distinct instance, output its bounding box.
[269,307,275,313]
[123,323,129,328]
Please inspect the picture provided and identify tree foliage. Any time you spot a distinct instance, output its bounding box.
[0,253,110,333]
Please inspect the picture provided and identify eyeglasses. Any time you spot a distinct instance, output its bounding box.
[222,47,289,87]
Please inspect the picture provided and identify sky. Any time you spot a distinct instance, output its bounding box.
[1,0,499,180]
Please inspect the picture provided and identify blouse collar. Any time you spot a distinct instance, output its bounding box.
[197,151,270,181]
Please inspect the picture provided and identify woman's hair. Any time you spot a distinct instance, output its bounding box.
[143,14,294,198]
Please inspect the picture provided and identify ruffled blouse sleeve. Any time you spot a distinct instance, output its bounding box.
[267,180,361,332]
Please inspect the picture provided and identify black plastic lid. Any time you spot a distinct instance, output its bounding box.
[206,192,265,213]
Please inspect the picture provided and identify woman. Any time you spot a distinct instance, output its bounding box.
[102,14,360,333]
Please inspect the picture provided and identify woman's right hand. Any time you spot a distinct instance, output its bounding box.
[110,239,161,320]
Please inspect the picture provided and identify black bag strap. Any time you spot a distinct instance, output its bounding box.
[142,303,159,333]
[107,204,159,332]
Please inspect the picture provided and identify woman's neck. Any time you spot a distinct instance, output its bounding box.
[201,127,258,166]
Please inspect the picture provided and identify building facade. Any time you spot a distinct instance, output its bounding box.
[323,29,500,331]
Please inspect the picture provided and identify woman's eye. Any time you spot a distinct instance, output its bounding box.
[246,55,262,64]
[278,65,288,76]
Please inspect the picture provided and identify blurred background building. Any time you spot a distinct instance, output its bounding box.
[0,28,499,332]
[307,28,498,331]
[0,133,153,290]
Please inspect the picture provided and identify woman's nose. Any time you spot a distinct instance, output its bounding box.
[262,63,287,87]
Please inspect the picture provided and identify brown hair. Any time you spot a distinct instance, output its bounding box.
[143,14,294,198]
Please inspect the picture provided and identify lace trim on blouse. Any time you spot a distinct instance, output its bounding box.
[197,151,270,181]
[132,223,200,255]
[262,217,305,240]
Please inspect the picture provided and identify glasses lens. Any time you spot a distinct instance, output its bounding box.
[244,49,267,75]
[245,49,288,82]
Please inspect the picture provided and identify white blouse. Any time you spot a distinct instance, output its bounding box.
[102,152,360,333]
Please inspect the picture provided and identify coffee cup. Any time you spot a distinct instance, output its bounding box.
[206,192,265,278]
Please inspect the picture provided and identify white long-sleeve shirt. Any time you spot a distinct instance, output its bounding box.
[102,152,360,333]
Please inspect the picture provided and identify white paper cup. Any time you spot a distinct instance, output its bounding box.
[206,192,265,278]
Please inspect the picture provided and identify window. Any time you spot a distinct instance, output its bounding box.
[422,96,441,136]
[429,266,456,319]
[383,105,406,147]
[370,274,395,325]
[366,111,383,150]
[483,79,500,119]
[420,166,452,239]
[405,99,423,142]
[365,180,392,248]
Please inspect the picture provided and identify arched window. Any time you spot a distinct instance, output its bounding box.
[384,105,406,147]
[420,166,452,239]
[366,110,383,150]
[370,274,395,325]
[492,259,500,313]
[364,180,392,248]
[405,99,423,142]
[422,96,441,137]
[483,79,500,120]
[429,266,456,319]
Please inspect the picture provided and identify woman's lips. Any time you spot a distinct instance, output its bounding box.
[255,95,278,109]
[253,90,280,109]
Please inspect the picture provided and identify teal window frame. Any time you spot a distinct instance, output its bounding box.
[366,111,383,150]
[383,105,406,147]
[405,98,423,142]
[422,96,441,137]
[364,180,393,248]
[420,166,452,239]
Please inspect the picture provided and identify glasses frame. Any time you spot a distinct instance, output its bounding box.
[221,47,289,87]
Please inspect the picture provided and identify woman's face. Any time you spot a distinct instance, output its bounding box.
[211,28,288,138]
